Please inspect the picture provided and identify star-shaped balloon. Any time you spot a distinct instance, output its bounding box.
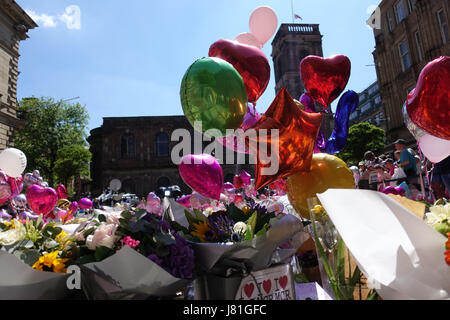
[249,87,323,190]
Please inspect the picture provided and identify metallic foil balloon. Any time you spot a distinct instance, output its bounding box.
[233,170,251,189]
[79,198,93,210]
[69,201,78,213]
[349,166,360,187]
[222,182,235,191]
[23,173,39,186]
[190,192,213,210]
[56,184,68,200]
[218,103,261,154]
[25,184,58,216]
[209,39,270,103]
[300,55,351,109]
[324,90,359,154]
[7,176,23,200]
[0,171,11,205]
[180,57,248,137]
[176,194,191,208]
[299,94,326,153]
[286,153,355,219]
[179,154,223,200]
[406,56,450,140]
[145,192,162,214]
[269,179,287,196]
[249,87,323,190]
[19,210,39,220]
[0,208,11,220]
[382,186,406,197]
[403,102,450,163]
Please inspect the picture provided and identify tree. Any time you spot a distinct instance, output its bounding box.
[15,97,90,187]
[337,123,386,164]
[54,145,91,187]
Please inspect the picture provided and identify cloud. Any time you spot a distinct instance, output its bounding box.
[26,5,81,30]
[26,10,57,28]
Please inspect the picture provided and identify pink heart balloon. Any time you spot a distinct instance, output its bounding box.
[79,198,93,209]
[56,184,68,200]
[25,184,58,216]
[7,176,23,199]
[176,195,191,208]
[179,154,223,200]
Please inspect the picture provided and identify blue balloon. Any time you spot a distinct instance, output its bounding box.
[398,181,411,199]
[324,91,359,154]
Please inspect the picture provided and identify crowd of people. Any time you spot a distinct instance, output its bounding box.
[353,139,450,201]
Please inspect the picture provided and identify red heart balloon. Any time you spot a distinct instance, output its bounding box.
[25,184,58,216]
[7,176,23,199]
[56,184,68,199]
[300,55,351,108]
[406,56,450,140]
[209,39,270,103]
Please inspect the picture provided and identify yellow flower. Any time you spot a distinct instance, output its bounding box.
[32,251,69,273]
[191,221,212,243]
[55,230,71,247]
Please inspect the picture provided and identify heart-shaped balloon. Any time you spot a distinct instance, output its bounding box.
[25,184,58,216]
[0,171,11,205]
[176,194,191,208]
[23,173,39,186]
[300,55,351,108]
[7,176,23,200]
[209,39,270,103]
[179,154,223,200]
[406,56,450,140]
[56,184,68,200]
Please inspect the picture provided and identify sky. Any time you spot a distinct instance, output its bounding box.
[16,0,381,133]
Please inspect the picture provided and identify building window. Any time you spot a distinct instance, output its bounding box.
[398,40,411,71]
[437,9,449,44]
[414,31,423,61]
[121,134,135,158]
[361,102,371,114]
[374,96,382,105]
[407,0,415,14]
[387,10,395,32]
[155,132,169,157]
[394,0,407,24]
[122,179,136,194]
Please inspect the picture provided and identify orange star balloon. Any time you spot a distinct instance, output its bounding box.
[249,87,323,190]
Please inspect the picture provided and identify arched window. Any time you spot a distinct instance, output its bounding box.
[121,134,135,158]
[157,176,170,188]
[155,133,169,157]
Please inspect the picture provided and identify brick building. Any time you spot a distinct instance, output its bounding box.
[88,116,254,197]
[271,23,334,138]
[372,0,449,148]
[0,0,36,150]
[349,81,386,131]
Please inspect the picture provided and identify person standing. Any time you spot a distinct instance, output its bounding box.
[431,155,450,199]
[394,139,417,182]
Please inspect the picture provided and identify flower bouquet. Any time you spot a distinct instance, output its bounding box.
[0,216,74,299]
[70,205,195,299]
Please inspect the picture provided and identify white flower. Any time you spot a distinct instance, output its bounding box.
[233,221,247,234]
[426,203,450,226]
[203,207,214,217]
[0,220,26,246]
[86,223,119,250]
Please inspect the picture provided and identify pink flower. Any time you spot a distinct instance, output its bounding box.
[120,236,140,249]
[86,223,119,250]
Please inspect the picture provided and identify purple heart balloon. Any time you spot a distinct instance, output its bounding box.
[176,194,191,208]
[0,209,11,221]
[79,198,93,209]
[19,210,39,220]
[179,154,223,200]
[25,184,58,216]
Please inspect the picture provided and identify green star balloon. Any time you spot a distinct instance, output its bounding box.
[180,57,248,137]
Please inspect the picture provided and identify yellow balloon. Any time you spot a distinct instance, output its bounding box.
[286,153,355,219]
[294,99,305,111]
[56,199,71,210]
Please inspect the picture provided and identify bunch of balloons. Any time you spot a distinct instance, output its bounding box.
[402,56,450,163]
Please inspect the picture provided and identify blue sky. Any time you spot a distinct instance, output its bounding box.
[16,0,381,133]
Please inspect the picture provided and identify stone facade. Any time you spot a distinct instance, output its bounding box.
[271,23,334,138]
[372,0,449,147]
[349,81,386,131]
[88,116,254,197]
[0,1,36,150]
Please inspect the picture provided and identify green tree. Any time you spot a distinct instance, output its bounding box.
[15,97,90,187]
[337,123,386,163]
[54,145,91,187]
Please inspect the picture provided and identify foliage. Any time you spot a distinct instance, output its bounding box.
[337,123,386,164]
[54,145,91,186]
[15,97,90,187]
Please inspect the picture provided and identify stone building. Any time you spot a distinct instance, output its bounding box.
[372,0,449,147]
[88,116,254,197]
[271,23,334,138]
[0,0,36,150]
[349,81,386,131]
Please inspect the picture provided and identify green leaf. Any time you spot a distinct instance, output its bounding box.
[193,209,207,222]
[169,220,190,235]
[254,211,275,234]
[154,233,176,246]
[83,227,95,238]
[94,246,115,262]
[366,290,379,300]
[98,214,107,223]
[184,210,202,228]
[76,254,96,265]
[134,209,148,221]
[255,224,268,237]
[229,204,247,222]
[244,225,253,241]
[245,211,257,236]
[17,249,40,266]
